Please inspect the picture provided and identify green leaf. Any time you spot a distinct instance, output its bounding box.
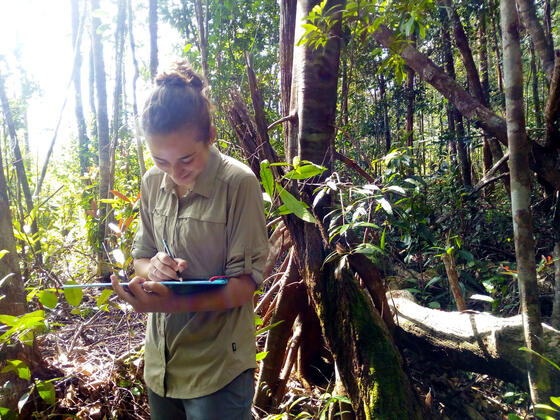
[380,227,386,250]
[39,291,58,309]
[1,359,31,380]
[376,197,393,215]
[256,320,285,336]
[260,160,274,199]
[0,273,15,288]
[425,276,441,289]
[519,347,560,372]
[507,415,523,420]
[256,351,268,361]
[428,301,441,309]
[0,250,9,260]
[63,281,83,307]
[385,185,406,195]
[254,315,263,326]
[36,380,56,405]
[18,388,32,413]
[0,407,17,420]
[96,289,113,306]
[276,184,317,223]
[551,396,560,407]
[284,163,326,180]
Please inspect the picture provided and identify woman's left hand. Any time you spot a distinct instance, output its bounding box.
[111,274,175,313]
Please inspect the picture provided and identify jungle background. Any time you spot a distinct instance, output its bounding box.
[1,0,560,418]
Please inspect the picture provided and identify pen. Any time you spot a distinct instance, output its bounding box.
[162,238,183,281]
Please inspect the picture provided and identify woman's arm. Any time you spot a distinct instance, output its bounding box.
[111,274,256,313]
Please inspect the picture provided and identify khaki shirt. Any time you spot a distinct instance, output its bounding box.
[131,145,268,399]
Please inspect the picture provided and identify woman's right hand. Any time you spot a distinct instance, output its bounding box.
[148,252,188,281]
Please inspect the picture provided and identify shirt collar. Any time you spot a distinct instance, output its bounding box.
[160,144,221,198]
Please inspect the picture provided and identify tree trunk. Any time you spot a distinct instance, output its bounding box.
[91,0,111,276]
[254,251,305,411]
[388,291,560,387]
[280,0,297,158]
[0,130,34,415]
[529,41,543,128]
[127,0,146,177]
[516,0,555,81]
[441,252,467,311]
[0,71,40,262]
[107,0,126,236]
[544,51,560,149]
[286,2,422,417]
[378,73,391,152]
[149,0,158,82]
[370,23,560,191]
[71,0,90,177]
[501,0,553,404]
[194,0,208,81]
[405,37,415,149]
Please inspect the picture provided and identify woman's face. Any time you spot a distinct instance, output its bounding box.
[147,126,215,188]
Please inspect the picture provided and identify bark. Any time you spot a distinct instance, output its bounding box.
[254,251,305,412]
[501,0,552,404]
[443,0,486,105]
[370,23,560,191]
[340,56,349,128]
[71,0,90,177]
[441,252,467,311]
[0,134,37,418]
[285,2,422,417]
[544,51,560,149]
[388,291,560,388]
[149,0,158,82]
[263,222,291,280]
[529,41,543,128]
[479,13,494,187]
[281,0,298,163]
[489,5,505,103]
[127,0,146,177]
[441,18,457,161]
[516,0,555,81]
[194,0,208,81]
[91,0,111,275]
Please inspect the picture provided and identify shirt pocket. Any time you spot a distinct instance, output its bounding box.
[176,202,227,277]
[151,204,170,248]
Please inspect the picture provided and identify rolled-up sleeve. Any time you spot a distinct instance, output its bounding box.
[131,177,158,260]
[225,174,269,286]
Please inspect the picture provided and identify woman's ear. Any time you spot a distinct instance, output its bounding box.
[208,126,217,146]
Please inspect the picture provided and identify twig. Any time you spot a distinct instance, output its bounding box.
[267,112,297,131]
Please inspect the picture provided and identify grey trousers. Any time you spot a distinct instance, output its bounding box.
[147,369,254,420]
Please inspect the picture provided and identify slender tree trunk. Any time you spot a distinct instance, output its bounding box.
[107,0,126,230]
[91,0,111,275]
[127,0,146,177]
[489,4,505,107]
[479,11,494,187]
[88,44,98,141]
[281,0,298,163]
[149,0,158,82]
[529,42,543,128]
[551,193,560,329]
[405,37,415,149]
[441,16,457,161]
[501,0,553,404]
[378,73,391,151]
[516,0,555,81]
[370,23,560,191]
[340,56,349,128]
[0,71,40,262]
[194,0,208,81]
[71,0,90,177]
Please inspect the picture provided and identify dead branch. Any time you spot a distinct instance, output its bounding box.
[334,150,376,183]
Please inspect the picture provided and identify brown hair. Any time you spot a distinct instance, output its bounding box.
[141,61,212,142]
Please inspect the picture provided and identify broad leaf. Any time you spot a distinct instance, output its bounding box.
[260,160,274,199]
[1,359,31,381]
[256,351,268,361]
[63,281,83,307]
[36,381,56,405]
[96,289,113,306]
[276,184,317,223]
[39,291,58,309]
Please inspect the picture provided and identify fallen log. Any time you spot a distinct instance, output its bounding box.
[388,291,560,389]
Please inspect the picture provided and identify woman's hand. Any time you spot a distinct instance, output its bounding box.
[111,274,176,313]
[148,252,188,281]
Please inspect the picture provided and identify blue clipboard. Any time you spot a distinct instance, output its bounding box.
[63,276,229,295]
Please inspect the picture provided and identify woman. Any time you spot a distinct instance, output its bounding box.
[111,61,268,420]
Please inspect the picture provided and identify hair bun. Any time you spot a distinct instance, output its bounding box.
[155,61,205,92]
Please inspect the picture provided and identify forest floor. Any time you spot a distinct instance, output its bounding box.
[33,291,535,420]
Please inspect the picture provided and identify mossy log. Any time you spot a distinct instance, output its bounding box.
[388,290,560,390]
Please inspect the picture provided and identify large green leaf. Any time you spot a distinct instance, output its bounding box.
[39,291,58,309]
[1,359,31,381]
[36,380,56,405]
[284,163,325,180]
[276,184,317,224]
[63,281,83,307]
[96,289,113,306]
[260,160,274,199]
